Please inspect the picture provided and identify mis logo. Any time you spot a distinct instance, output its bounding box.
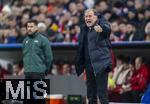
[0,79,50,101]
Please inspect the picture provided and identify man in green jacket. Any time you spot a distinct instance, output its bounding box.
[23,19,53,104]
[23,19,53,78]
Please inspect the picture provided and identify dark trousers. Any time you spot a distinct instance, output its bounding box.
[25,72,45,79]
[24,72,46,104]
[121,91,133,103]
[132,90,144,103]
[121,90,143,103]
[85,64,109,104]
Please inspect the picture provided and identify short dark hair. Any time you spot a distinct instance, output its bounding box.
[26,19,38,27]
[116,55,125,61]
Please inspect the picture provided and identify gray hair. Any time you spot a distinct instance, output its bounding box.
[84,8,98,16]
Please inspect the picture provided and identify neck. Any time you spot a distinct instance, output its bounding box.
[28,31,38,38]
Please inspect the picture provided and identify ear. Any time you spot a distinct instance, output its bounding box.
[94,15,98,20]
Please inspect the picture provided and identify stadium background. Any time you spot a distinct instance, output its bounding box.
[0,0,150,104]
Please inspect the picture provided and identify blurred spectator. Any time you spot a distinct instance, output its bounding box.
[120,62,135,103]
[113,57,131,91]
[145,22,150,41]
[21,13,30,27]
[95,1,109,14]
[38,22,47,34]
[114,55,125,71]
[126,9,137,25]
[50,62,76,76]
[68,2,78,15]
[0,29,4,43]
[17,27,27,43]
[112,56,131,95]
[124,23,138,41]
[47,28,58,42]
[146,58,150,84]
[84,0,94,8]
[129,56,149,103]
[61,64,71,76]
[71,25,80,42]
[51,64,59,75]
[44,18,59,42]
[1,4,11,15]
[70,64,76,75]
[118,22,127,41]
[4,28,18,43]
[108,55,125,102]
[110,21,120,41]
[134,0,144,11]
[0,64,8,78]
[39,5,48,15]
[12,63,24,76]
[144,8,150,22]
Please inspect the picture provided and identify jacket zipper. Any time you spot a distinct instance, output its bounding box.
[87,31,96,76]
[30,38,34,67]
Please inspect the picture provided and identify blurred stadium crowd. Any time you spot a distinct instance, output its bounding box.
[0,0,150,43]
[0,0,150,103]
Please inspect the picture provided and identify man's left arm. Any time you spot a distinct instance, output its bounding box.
[94,15,111,39]
[43,38,53,73]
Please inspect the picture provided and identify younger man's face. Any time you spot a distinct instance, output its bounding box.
[27,22,37,35]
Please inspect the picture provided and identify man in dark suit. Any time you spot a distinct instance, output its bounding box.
[75,9,112,104]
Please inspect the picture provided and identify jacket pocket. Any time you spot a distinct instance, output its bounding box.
[96,39,107,48]
[97,47,111,59]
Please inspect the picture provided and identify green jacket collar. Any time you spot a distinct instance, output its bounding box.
[28,31,39,38]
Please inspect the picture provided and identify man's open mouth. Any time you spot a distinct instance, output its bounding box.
[86,21,91,23]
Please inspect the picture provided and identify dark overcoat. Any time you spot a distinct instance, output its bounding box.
[75,14,112,76]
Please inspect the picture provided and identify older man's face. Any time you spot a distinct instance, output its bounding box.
[84,11,98,27]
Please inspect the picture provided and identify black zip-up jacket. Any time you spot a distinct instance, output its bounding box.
[75,14,112,76]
